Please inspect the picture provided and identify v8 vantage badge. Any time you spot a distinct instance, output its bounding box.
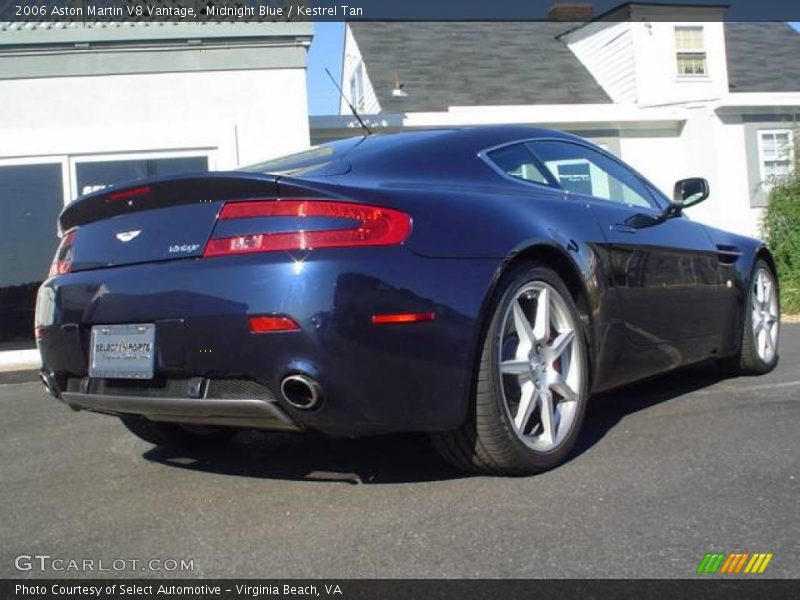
[169,243,201,254]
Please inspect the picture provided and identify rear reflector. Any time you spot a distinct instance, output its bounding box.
[48,230,77,276]
[248,315,300,333]
[371,312,437,325]
[204,200,412,257]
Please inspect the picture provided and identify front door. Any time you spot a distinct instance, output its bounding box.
[527,139,726,348]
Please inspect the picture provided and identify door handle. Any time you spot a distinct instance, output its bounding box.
[610,223,637,234]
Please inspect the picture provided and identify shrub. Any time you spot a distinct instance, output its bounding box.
[762,132,800,314]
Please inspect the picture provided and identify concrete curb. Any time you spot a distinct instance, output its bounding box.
[0,349,41,373]
[0,370,41,384]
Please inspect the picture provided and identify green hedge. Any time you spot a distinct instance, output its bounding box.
[762,181,800,314]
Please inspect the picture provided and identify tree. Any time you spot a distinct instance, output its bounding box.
[762,128,800,313]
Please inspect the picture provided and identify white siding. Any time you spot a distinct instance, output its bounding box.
[618,133,684,198]
[619,109,762,238]
[0,69,310,171]
[566,6,730,108]
[685,110,762,238]
[631,21,730,107]
[566,21,638,104]
[341,25,381,115]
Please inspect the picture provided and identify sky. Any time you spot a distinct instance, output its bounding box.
[307,21,800,116]
[306,22,345,116]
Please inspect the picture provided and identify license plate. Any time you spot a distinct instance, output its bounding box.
[89,324,155,379]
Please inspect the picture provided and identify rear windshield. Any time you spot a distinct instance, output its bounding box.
[240,138,362,176]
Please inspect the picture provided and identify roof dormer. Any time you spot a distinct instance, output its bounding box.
[561,3,730,106]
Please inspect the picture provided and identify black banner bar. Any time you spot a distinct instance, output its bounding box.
[0,0,798,23]
[3,579,800,600]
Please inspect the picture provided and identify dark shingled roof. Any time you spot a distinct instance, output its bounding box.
[351,22,800,113]
[725,22,800,93]
[349,22,612,112]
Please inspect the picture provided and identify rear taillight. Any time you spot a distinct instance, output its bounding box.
[203,200,412,257]
[48,230,77,276]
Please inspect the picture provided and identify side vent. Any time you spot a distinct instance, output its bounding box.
[716,244,742,265]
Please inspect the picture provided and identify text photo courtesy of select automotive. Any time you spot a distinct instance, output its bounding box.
[1,0,799,590]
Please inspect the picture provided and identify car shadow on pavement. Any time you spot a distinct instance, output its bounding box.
[143,361,728,484]
[572,360,726,458]
[143,430,467,485]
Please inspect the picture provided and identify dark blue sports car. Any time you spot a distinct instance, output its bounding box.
[35,126,780,475]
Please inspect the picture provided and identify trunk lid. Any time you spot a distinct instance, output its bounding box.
[60,172,279,271]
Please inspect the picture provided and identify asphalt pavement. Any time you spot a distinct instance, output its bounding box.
[2,326,798,579]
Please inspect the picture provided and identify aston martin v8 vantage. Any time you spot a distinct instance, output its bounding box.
[35,126,780,474]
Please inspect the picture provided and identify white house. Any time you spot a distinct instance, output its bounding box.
[312,3,800,240]
[0,21,313,347]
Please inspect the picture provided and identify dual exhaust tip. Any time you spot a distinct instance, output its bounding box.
[280,374,322,410]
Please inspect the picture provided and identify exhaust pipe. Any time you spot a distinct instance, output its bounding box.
[40,371,61,399]
[280,374,322,410]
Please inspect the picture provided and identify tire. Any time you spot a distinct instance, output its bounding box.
[120,416,237,450]
[718,259,780,376]
[431,263,590,475]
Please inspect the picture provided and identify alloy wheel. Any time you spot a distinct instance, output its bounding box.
[752,267,779,364]
[497,282,584,452]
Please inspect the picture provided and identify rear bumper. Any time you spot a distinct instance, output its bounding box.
[45,372,300,431]
[36,248,500,435]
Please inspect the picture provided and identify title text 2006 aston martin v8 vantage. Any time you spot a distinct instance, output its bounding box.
[36,126,780,475]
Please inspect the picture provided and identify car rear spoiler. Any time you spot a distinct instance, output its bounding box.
[58,172,281,233]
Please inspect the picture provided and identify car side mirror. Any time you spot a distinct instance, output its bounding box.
[673,177,709,210]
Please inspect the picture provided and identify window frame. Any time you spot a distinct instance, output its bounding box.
[757,129,794,193]
[479,137,667,212]
[674,25,708,79]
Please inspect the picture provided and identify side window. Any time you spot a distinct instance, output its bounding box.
[675,26,707,77]
[527,141,657,209]
[486,143,551,186]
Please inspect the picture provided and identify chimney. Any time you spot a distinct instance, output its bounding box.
[548,3,594,21]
